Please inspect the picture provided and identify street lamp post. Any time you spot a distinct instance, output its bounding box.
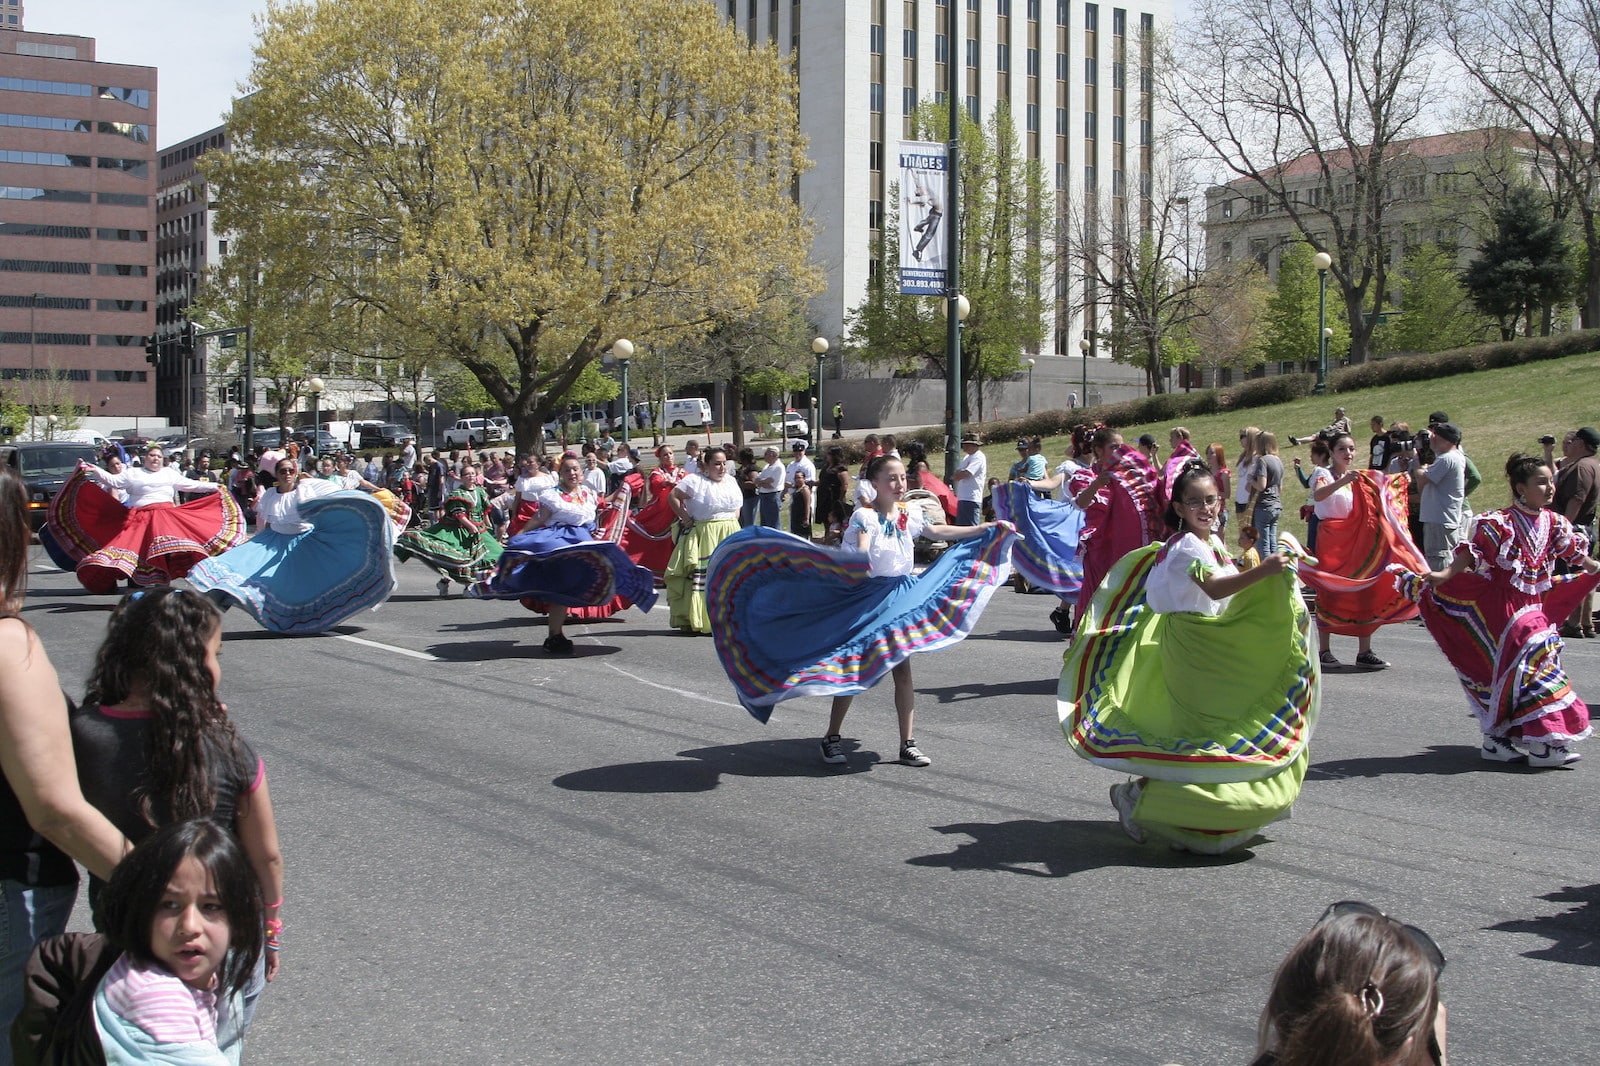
[612,338,634,449]
[811,337,828,445]
[306,377,325,458]
[1078,331,1096,410]
[1313,251,1332,395]
[1026,358,1035,413]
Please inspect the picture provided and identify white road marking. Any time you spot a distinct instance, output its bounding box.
[598,658,743,709]
[332,633,440,661]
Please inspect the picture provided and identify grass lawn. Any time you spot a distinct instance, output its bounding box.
[1032,349,1600,547]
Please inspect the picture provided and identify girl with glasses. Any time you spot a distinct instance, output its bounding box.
[1061,459,1315,853]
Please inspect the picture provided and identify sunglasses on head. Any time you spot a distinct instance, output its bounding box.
[1318,900,1446,976]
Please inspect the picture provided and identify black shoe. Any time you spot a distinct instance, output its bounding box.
[542,634,574,655]
[1049,607,1075,636]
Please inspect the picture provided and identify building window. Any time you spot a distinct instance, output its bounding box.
[1112,61,1124,89]
[870,24,884,53]
[1219,241,1233,261]
[869,200,883,229]
[1027,103,1039,132]
[997,43,1010,71]
[1222,200,1233,218]
[1084,57,1097,84]
[904,86,917,114]
[1113,7,1125,34]
[1085,112,1097,138]
[1027,47,1039,76]
[1056,161,1068,189]
[1056,52,1068,79]
[1058,0,1069,22]
[870,82,884,112]
[1112,115,1124,142]
[966,95,980,120]
[936,33,948,62]
[904,28,917,56]
[1056,107,1069,135]
[966,38,979,67]
[869,141,884,171]
[1085,4,1098,30]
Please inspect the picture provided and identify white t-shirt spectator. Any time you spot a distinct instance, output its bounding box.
[954,449,987,503]
[786,455,816,492]
[754,460,785,494]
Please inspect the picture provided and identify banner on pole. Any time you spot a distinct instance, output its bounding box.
[897,140,948,295]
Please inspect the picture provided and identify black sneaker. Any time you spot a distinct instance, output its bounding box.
[542,633,574,656]
[899,740,931,767]
[1354,651,1390,670]
[820,734,847,765]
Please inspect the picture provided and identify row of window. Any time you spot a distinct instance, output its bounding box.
[0,149,150,177]
[0,333,147,347]
[0,295,148,311]
[0,367,148,383]
[0,259,149,276]
[0,185,148,206]
[0,223,149,242]
[0,113,151,143]
[0,78,149,109]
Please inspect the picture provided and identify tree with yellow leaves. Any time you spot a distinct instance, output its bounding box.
[209,0,821,453]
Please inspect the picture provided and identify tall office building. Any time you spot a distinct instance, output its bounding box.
[154,124,229,431]
[2,0,21,30]
[717,0,1171,366]
[0,30,157,421]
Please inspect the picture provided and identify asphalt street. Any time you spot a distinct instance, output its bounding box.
[24,544,1600,1065]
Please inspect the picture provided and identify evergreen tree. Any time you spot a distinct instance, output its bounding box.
[1374,244,1494,353]
[1463,186,1575,339]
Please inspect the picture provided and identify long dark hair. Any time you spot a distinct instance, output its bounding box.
[83,587,246,827]
[1256,911,1439,1066]
[0,468,29,616]
[101,819,263,998]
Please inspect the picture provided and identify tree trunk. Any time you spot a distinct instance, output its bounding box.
[728,380,747,449]
[1147,338,1166,394]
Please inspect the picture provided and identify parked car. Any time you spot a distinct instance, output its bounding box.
[0,441,101,530]
[441,418,507,448]
[356,423,416,450]
[291,429,342,454]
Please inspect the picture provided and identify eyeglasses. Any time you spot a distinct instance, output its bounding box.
[1317,900,1446,976]
[1180,495,1221,508]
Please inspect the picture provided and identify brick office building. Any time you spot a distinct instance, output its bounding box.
[0,29,157,423]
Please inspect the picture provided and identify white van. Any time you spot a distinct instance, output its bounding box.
[661,397,712,429]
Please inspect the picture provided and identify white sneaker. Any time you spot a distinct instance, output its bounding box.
[1526,741,1582,768]
[1109,781,1146,843]
[1480,736,1525,763]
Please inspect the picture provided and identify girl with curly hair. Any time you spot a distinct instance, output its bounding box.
[70,587,284,998]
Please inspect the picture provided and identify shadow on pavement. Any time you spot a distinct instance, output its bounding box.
[966,627,1066,644]
[21,602,114,616]
[437,616,542,633]
[553,737,884,793]
[1487,883,1600,967]
[424,638,620,661]
[919,676,1059,704]
[1307,745,1530,780]
[906,818,1256,877]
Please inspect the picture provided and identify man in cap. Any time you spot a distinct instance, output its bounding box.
[951,432,987,526]
[786,441,817,538]
[1428,411,1481,499]
[1411,421,1468,569]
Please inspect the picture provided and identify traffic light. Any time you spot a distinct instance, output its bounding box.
[227,379,242,405]
[182,321,196,355]
[143,335,159,365]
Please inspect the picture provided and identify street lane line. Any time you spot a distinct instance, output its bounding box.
[332,633,440,661]
[599,658,743,710]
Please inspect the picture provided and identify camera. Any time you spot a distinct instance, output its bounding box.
[1539,434,1557,446]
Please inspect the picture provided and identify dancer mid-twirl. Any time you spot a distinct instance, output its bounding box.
[1392,453,1600,767]
[1061,459,1318,853]
[707,455,1016,768]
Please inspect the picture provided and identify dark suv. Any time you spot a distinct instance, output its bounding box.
[0,441,101,530]
[357,423,414,450]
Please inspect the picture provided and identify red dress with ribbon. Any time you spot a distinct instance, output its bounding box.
[1068,444,1164,612]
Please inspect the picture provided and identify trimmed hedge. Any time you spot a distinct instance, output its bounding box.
[1330,329,1600,392]
[839,332,1600,458]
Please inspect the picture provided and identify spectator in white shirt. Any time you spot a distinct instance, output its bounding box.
[951,432,988,526]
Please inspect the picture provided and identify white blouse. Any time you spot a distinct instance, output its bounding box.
[1145,532,1237,616]
[536,484,599,527]
[83,464,218,508]
[845,504,927,578]
[677,473,743,520]
[516,473,555,500]
[1310,467,1354,520]
[257,478,338,535]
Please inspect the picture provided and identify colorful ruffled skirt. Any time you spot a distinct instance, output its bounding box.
[991,482,1084,597]
[1060,544,1319,852]
[186,492,399,634]
[707,524,1018,721]
[467,521,657,616]
[393,518,503,583]
[1299,472,1424,635]
[45,470,249,594]
[1391,566,1600,745]
[622,494,678,579]
[664,517,740,634]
